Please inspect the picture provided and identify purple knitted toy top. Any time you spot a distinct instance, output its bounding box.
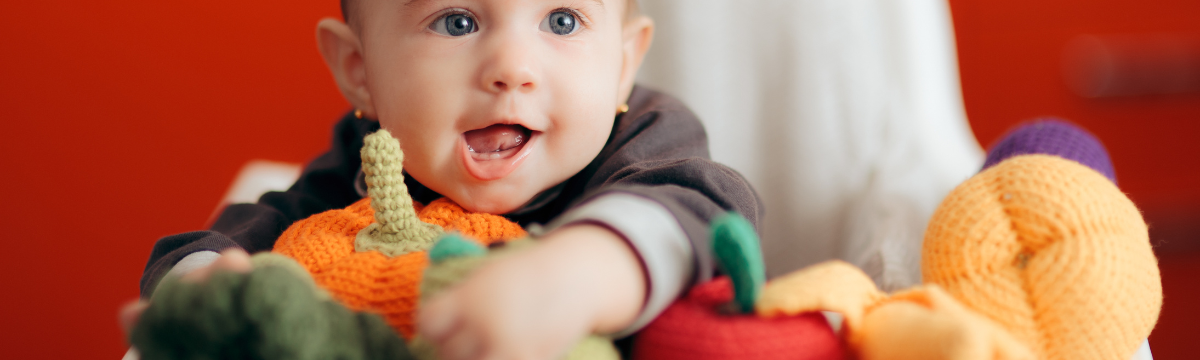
[982,119,1117,184]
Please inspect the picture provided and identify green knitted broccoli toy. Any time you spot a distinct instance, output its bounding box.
[130,253,413,360]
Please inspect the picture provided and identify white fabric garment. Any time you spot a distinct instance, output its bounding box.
[636,0,983,290]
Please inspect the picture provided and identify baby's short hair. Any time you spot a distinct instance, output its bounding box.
[340,0,641,25]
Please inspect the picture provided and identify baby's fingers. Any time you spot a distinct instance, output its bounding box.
[421,293,493,360]
[118,300,149,337]
[439,329,487,360]
[180,248,253,283]
[418,292,462,342]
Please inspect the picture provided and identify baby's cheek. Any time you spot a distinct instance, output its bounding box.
[582,113,617,149]
[382,121,457,167]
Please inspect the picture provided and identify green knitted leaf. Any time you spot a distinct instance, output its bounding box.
[711,212,765,314]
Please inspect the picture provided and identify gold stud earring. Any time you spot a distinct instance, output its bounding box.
[354,109,364,119]
[617,104,629,114]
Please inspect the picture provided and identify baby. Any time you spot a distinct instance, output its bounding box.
[124,0,762,359]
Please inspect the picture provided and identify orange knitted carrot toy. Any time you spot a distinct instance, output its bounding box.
[272,129,527,338]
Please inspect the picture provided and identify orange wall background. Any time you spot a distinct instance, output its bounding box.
[951,0,1200,213]
[0,0,1197,358]
[0,1,347,358]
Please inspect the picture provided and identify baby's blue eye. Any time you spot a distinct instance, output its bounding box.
[430,12,477,37]
[539,11,578,36]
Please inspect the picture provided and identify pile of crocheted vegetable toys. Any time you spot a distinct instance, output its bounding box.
[132,120,1161,360]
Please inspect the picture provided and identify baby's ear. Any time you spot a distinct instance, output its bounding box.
[618,16,654,102]
[316,18,375,119]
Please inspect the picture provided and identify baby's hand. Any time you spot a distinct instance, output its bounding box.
[118,248,254,336]
[417,225,646,360]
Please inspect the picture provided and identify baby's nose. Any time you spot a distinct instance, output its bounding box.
[486,63,537,93]
[481,35,540,93]
[491,78,534,92]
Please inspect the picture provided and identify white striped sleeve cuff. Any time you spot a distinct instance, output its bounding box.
[538,192,695,337]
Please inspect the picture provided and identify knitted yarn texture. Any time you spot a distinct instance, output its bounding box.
[857,285,1033,360]
[923,154,1161,360]
[274,198,525,339]
[131,253,412,360]
[711,213,766,314]
[755,259,1033,360]
[273,130,527,338]
[757,260,885,335]
[981,119,1116,183]
[633,212,844,360]
[633,277,843,360]
[751,154,1159,360]
[356,129,445,256]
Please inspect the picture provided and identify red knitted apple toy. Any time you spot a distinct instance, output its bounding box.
[632,214,845,360]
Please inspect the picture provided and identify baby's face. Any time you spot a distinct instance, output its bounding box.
[355,0,632,214]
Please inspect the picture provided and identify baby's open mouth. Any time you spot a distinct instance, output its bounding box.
[464,124,533,161]
[460,123,537,181]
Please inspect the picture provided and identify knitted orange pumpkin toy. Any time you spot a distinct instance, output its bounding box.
[272,129,527,338]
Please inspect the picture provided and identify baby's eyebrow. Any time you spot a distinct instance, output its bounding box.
[403,0,607,8]
[571,0,608,9]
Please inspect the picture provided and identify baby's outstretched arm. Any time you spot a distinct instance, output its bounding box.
[417,224,646,360]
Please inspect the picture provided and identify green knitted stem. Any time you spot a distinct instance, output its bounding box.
[427,234,487,264]
[711,212,765,314]
[356,129,443,257]
[420,237,533,302]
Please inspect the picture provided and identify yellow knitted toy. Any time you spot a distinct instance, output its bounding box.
[757,155,1162,360]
